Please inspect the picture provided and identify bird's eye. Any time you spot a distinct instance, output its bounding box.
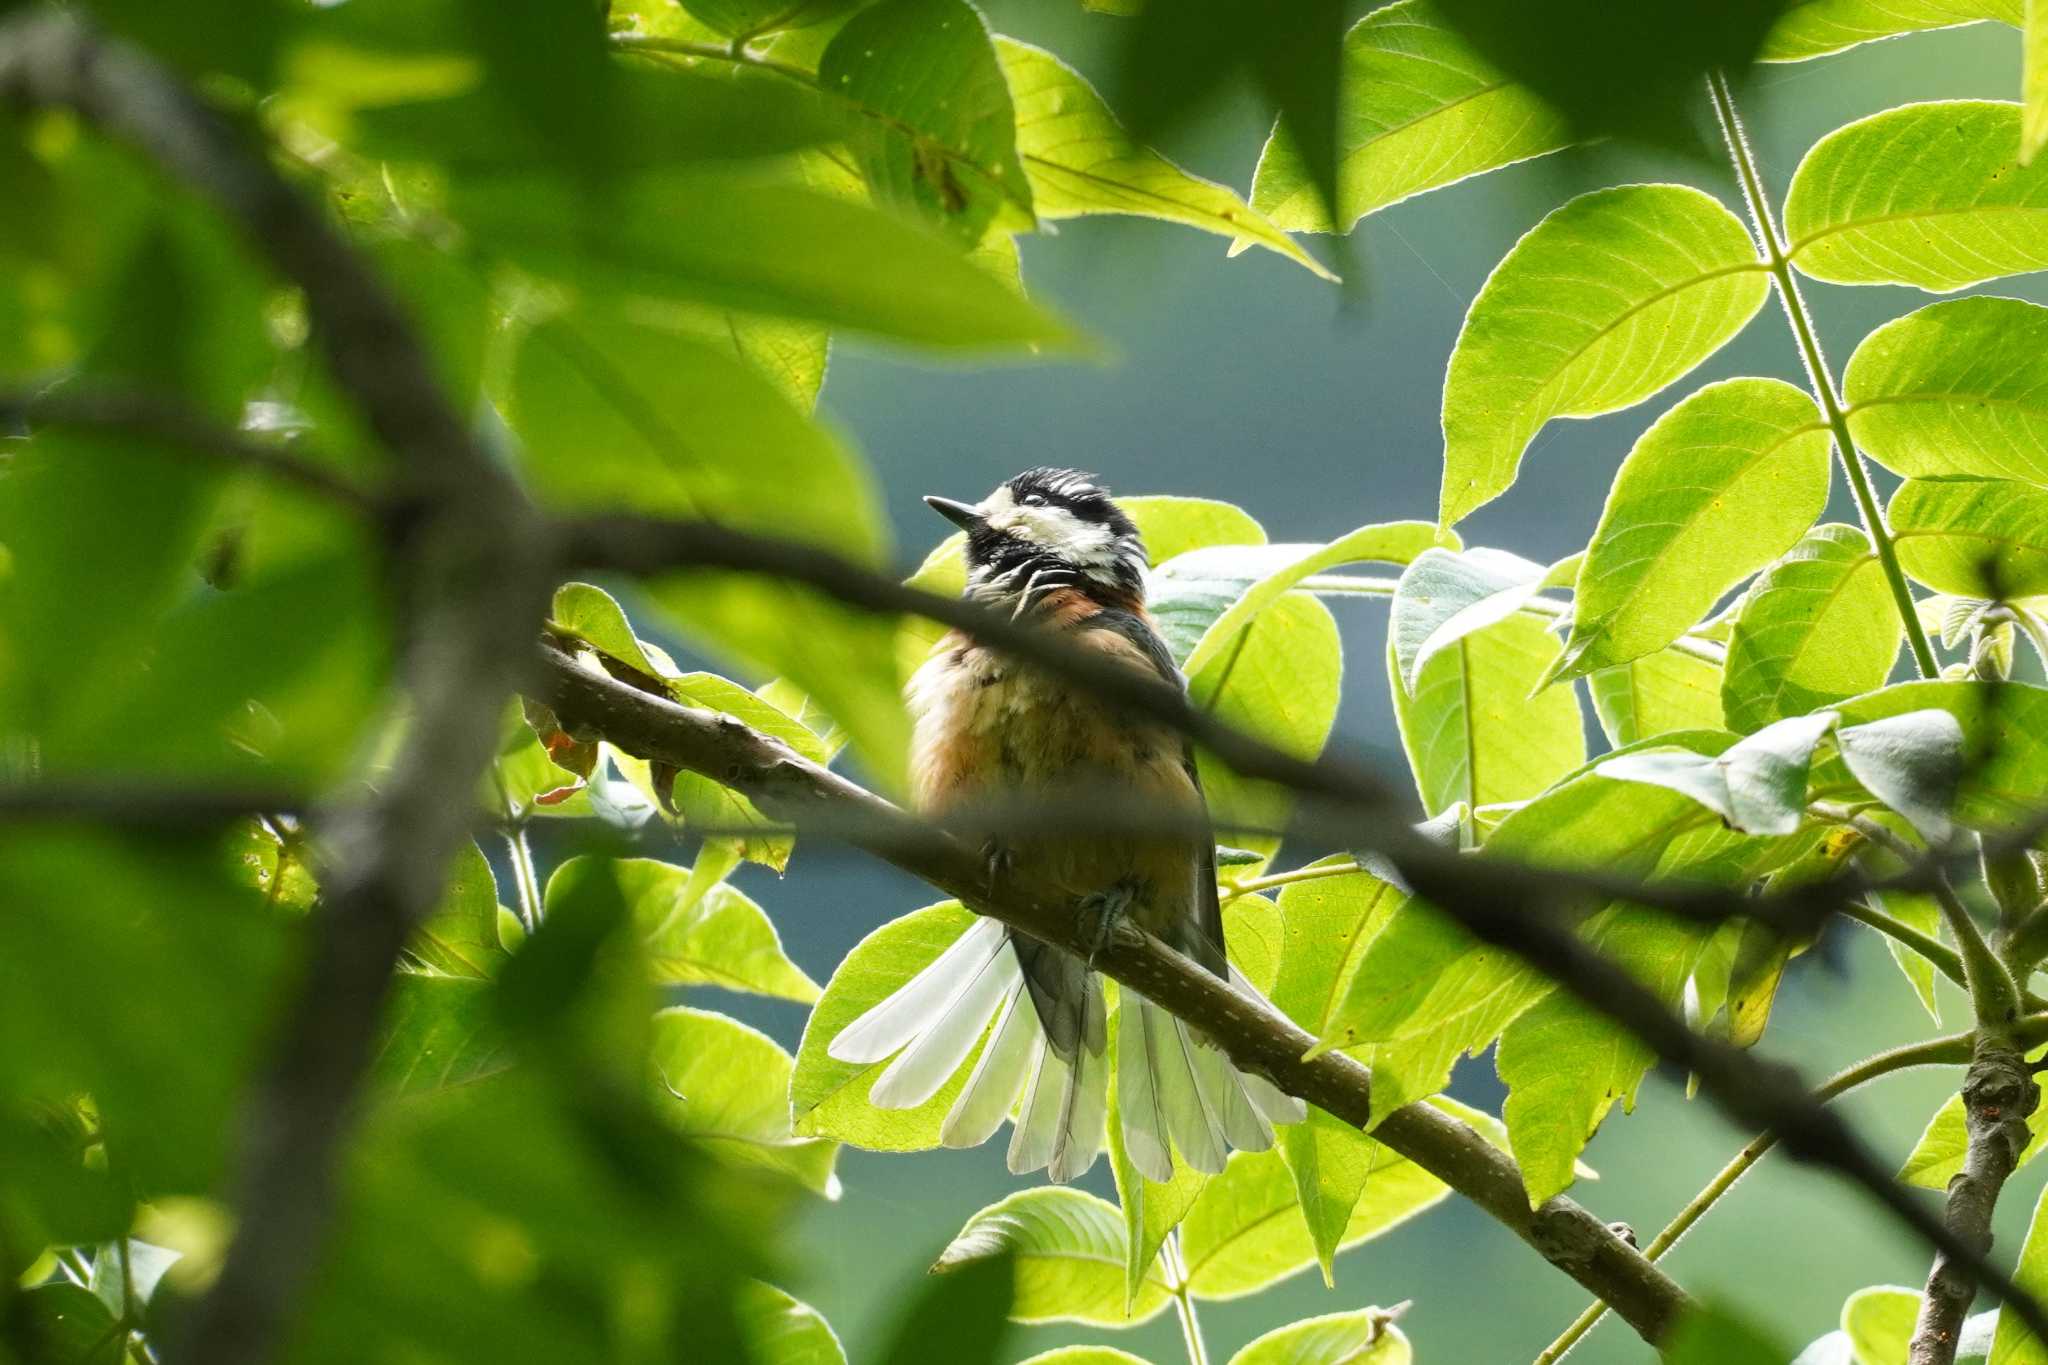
[1020,493,1046,506]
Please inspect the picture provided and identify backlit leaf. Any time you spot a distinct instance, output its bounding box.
[1845,297,2048,487]
[1761,0,2015,61]
[1557,378,1831,679]
[1993,1180,2048,1362]
[737,1282,847,1365]
[1721,525,1899,734]
[1440,184,1769,524]
[1891,477,2048,599]
[1589,647,1727,746]
[1785,102,2048,292]
[821,0,1033,245]
[1843,1285,1922,1365]
[1900,1089,2048,1189]
[932,1187,1174,1326]
[1227,1309,1410,1365]
[1250,0,1570,233]
[998,38,1329,275]
[651,1007,840,1196]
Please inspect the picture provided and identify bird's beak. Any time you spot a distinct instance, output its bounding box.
[924,495,983,531]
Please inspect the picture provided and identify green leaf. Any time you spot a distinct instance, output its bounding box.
[1386,546,1553,689]
[1106,1058,1209,1312]
[1439,184,1769,524]
[1994,1181,2048,1363]
[1275,1109,1390,1287]
[1589,647,1727,746]
[675,0,857,40]
[1250,0,1571,233]
[1178,1139,1450,1300]
[1497,905,1713,1203]
[1228,1310,1411,1365]
[1845,297,2048,487]
[737,1282,847,1365]
[15,1282,118,1362]
[550,582,668,680]
[504,311,909,783]
[1761,0,2016,61]
[1123,495,1268,561]
[820,0,1032,245]
[1661,1302,1795,1364]
[792,902,988,1149]
[596,856,819,1002]
[1390,604,1586,818]
[1016,1351,1153,1365]
[1837,709,1966,843]
[1892,478,2048,599]
[453,168,1084,351]
[372,972,511,1096]
[1822,681,2048,830]
[1844,1285,1922,1365]
[996,38,1330,276]
[1558,378,1831,678]
[1900,1088,2048,1188]
[651,1007,840,1196]
[1188,592,1342,860]
[1785,102,2048,292]
[2030,0,2048,165]
[1598,711,1839,836]
[1722,525,1899,734]
[932,1187,1174,1326]
[1878,884,1945,1022]
[1151,521,1452,674]
[410,839,508,979]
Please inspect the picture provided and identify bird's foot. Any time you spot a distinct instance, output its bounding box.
[981,839,1014,896]
[1078,882,1139,968]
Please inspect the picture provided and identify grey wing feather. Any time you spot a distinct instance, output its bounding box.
[1088,608,1227,978]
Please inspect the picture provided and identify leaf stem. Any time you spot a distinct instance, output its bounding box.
[1705,69,1939,679]
[1222,857,1363,899]
[1161,1234,1209,1365]
[1297,575,1728,664]
[504,824,544,933]
[1531,1029,1983,1364]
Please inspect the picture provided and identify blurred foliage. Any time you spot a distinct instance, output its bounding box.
[4,0,2048,1362]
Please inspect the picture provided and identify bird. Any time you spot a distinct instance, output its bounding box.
[826,467,1306,1184]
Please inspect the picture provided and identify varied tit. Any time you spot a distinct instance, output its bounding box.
[827,467,1304,1183]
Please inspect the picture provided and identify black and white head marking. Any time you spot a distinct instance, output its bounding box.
[937,467,1148,610]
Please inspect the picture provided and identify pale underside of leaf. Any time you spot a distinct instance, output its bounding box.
[1759,0,2017,62]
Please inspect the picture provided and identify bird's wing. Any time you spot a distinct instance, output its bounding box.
[1083,608,1227,979]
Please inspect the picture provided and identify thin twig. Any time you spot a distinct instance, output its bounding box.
[1707,70,1940,678]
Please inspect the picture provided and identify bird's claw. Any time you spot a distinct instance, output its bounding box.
[1078,882,1138,968]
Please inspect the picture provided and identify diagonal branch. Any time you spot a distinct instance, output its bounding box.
[530,638,1693,1343]
[0,11,550,1365]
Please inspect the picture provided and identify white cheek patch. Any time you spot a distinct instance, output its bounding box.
[989,504,1119,565]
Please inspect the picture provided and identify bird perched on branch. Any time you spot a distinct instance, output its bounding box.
[828,467,1305,1182]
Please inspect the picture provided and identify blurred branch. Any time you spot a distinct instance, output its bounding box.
[0,386,381,512]
[0,781,305,826]
[530,636,1693,1343]
[0,10,549,1365]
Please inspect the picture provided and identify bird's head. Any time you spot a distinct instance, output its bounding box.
[925,467,1147,607]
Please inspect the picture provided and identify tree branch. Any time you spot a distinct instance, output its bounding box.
[529,638,1693,1344]
[0,12,549,1364]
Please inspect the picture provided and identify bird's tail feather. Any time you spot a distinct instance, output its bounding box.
[826,916,1303,1186]
[1116,972,1309,1185]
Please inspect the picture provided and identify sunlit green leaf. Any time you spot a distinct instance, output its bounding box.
[1785,102,2048,291]
[1497,906,1714,1203]
[1722,525,1899,734]
[932,1187,1174,1326]
[792,903,987,1149]
[1178,1139,1448,1300]
[1250,0,1571,233]
[409,840,508,979]
[1845,297,2048,487]
[1386,546,1556,690]
[1589,647,1726,746]
[1598,710,1840,836]
[1817,681,2048,830]
[1122,496,1267,563]
[737,1282,848,1365]
[550,582,668,680]
[651,1007,839,1196]
[1440,184,1769,524]
[1227,1309,1410,1365]
[821,0,1032,245]
[1761,0,2015,61]
[454,169,1084,350]
[1891,478,2048,599]
[1844,1285,1922,1365]
[1390,607,1585,818]
[2030,0,2048,164]
[1016,1350,1153,1365]
[1899,1085,2048,1189]
[997,39,1329,276]
[875,1243,1016,1365]
[1994,1181,2048,1362]
[372,972,511,1097]
[1557,378,1830,679]
[673,0,857,40]
[1151,521,1451,674]
[589,856,820,1002]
